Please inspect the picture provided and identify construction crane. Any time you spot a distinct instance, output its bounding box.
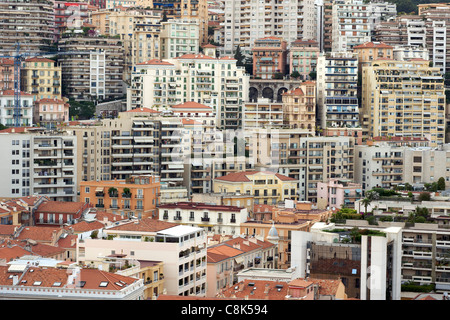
[0,43,91,127]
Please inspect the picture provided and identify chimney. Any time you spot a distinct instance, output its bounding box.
[264,283,270,295]
[239,282,245,292]
[12,275,19,286]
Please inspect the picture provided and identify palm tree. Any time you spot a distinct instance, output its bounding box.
[361,197,371,215]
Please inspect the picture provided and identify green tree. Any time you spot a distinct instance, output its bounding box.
[290,71,301,79]
[437,177,446,191]
[418,192,431,202]
[234,45,245,67]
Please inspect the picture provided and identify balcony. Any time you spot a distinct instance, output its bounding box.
[201,217,210,222]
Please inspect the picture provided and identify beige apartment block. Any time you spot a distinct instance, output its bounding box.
[361,59,446,147]
[0,0,54,55]
[21,58,62,101]
[352,41,393,71]
[289,40,320,81]
[281,81,316,131]
[160,19,200,59]
[222,0,317,56]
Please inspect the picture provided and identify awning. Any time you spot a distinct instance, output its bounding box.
[234,256,244,264]
[134,137,153,142]
[344,189,350,194]
[169,164,184,169]
[95,187,104,192]
[356,189,361,193]
[133,121,144,126]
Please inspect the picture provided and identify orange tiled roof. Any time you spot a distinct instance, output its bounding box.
[24,57,56,63]
[0,225,19,237]
[353,41,393,49]
[0,245,33,262]
[125,107,160,113]
[171,101,212,110]
[35,98,66,104]
[283,87,304,96]
[107,218,178,233]
[176,53,216,60]
[215,171,295,182]
[136,59,174,66]
[181,118,203,125]
[57,234,78,249]
[0,90,32,96]
[64,220,104,233]
[15,226,60,242]
[36,201,87,214]
[219,279,289,300]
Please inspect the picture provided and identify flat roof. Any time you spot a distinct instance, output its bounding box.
[157,225,203,237]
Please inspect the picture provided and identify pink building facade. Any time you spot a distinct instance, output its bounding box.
[317,179,362,210]
[34,98,70,128]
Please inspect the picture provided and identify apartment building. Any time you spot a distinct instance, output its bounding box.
[316,51,359,129]
[354,144,405,192]
[159,202,247,235]
[392,45,429,62]
[331,0,371,52]
[207,236,277,297]
[0,264,144,300]
[317,179,362,210]
[21,58,62,101]
[214,171,298,205]
[299,136,355,203]
[0,91,34,127]
[78,220,208,296]
[129,54,249,130]
[0,0,54,55]
[160,19,200,59]
[252,37,287,80]
[54,1,91,39]
[222,0,316,56]
[104,7,163,79]
[242,99,283,130]
[33,99,70,129]
[281,82,316,131]
[289,40,320,80]
[58,36,125,101]
[151,0,208,45]
[0,59,14,91]
[80,175,160,220]
[291,222,403,300]
[374,12,450,74]
[360,59,446,147]
[0,128,77,201]
[352,41,393,70]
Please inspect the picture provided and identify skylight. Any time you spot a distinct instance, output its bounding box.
[33,281,42,286]
[99,281,109,287]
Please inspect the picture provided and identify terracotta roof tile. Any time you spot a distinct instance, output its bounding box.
[353,41,393,49]
[63,221,104,233]
[171,101,212,110]
[126,107,160,113]
[136,59,174,66]
[107,218,178,233]
[36,201,88,214]
[215,171,295,182]
[219,279,289,300]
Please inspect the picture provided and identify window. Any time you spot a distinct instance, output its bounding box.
[99,281,109,287]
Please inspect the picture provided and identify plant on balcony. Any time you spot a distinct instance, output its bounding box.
[108,187,118,197]
[122,187,132,197]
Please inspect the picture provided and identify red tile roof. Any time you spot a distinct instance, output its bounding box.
[36,201,87,214]
[171,101,212,110]
[353,41,393,49]
[176,53,216,60]
[125,107,160,113]
[136,59,174,66]
[24,57,56,63]
[219,279,289,300]
[158,202,244,212]
[15,226,61,243]
[107,218,178,233]
[0,245,33,262]
[35,98,66,104]
[0,90,32,96]
[63,220,104,233]
[215,171,295,182]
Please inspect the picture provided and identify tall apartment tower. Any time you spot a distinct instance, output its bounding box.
[58,36,125,101]
[331,0,371,52]
[361,59,446,147]
[152,0,208,45]
[222,0,317,56]
[0,0,54,55]
[0,128,77,201]
[316,51,359,129]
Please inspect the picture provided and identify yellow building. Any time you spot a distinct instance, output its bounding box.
[213,171,298,205]
[281,81,316,131]
[352,41,393,71]
[139,260,165,300]
[21,58,62,101]
[361,58,446,147]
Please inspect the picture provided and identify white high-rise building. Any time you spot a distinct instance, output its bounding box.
[0,128,77,201]
[331,0,371,52]
[222,0,317,56]
[129,54,249,129]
